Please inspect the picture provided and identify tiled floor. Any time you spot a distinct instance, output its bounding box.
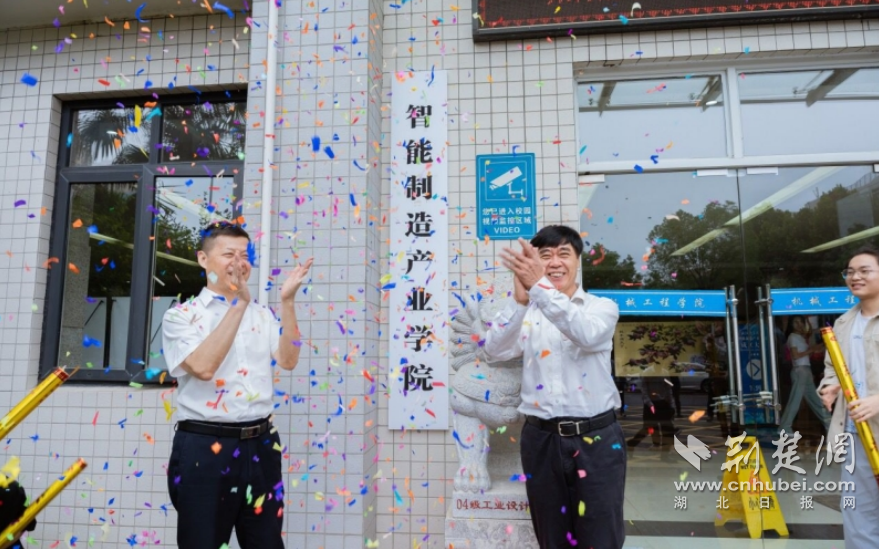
[621,392,847,546]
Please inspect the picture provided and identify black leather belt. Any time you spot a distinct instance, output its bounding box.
[176,418,271,440]
[526,410,616,437]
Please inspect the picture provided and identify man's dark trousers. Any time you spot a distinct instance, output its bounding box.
[520,417,626,549]
[168,419,285,549]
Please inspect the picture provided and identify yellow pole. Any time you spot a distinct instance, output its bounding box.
[821,326,879,488]
[0,367,78,440]
[0,459,87,549]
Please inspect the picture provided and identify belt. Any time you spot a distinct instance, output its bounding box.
[526,410,616,437]
[176,418,271,440]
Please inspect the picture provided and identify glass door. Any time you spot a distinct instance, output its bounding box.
[580,164,879,544]
[738,165,878,543]
[582,168,761,542]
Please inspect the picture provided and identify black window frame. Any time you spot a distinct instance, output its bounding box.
[42,91,247,383]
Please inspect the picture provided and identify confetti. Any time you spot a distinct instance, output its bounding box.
[20,73,38,86]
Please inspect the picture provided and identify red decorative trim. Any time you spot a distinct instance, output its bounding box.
[478,0,879,28]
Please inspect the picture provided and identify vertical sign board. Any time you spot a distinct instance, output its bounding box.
[388,71,449,430]
[477,153,537,240]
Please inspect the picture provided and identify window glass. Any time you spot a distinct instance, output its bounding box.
[738,165,879,287]
[739,68,879,156]
[148,176,242,371]
[59,183,137,371]
[577,76,728,163]
[161,101,246,162]
[580,170,742,290]
[70,106,154,166]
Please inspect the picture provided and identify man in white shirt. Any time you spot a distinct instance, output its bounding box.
[162,222,312,549]
[819,246,879,549]
[480,225,624,549]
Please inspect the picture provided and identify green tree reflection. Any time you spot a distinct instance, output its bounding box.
[582,244,642,289]
[641,184,873,290]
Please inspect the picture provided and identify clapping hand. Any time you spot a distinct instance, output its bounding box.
[280,258,314,303]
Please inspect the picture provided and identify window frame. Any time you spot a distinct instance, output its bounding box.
[41,91,246,383]
[574,56,879,175]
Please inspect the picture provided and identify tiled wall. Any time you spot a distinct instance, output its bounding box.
[1,1,879,548]
[376,4,879,549]
[0,11,252,547]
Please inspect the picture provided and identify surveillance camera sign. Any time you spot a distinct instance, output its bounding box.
[476,153,537,240]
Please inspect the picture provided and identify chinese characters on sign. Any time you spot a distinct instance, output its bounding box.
[771,287,858,315]
[455,498,530,513]
[389,70,449,430]
[590,290,728,317]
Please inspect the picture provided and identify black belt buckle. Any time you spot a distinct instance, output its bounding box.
[557,420,581,437]
[240,424,262,439]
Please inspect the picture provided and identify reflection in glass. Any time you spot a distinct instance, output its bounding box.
[70,107,154,166]
[739,68,879,155]
[59,183,137,370]
[581,170,743,290]
[576,76,727,162]
[161,102,246,162]
[739,165,879,288]
[148,177,241,371]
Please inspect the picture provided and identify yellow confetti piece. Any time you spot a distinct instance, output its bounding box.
[0,457,21,489]
[578,501,586,516]
[582,436,593,444]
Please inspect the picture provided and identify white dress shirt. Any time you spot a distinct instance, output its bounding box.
[162,287,281,422]
[479,277,621,420]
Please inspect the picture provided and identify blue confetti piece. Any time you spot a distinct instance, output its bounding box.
[214,1,236,18]
[353,160,367,171]
[650,155,659,164]
[452,430,472,449]
[324,145,335,159]
[634,164,644,173]
[311,135,320,152]
[578,145,587,155]
[619,15,629,24]
[20,73,38,86]
[135,3,149,22]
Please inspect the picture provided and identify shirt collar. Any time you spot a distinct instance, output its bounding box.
[196,286,230,308]
[571,285,588,303]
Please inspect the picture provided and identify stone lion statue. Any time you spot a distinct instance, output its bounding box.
[449,279,523,492]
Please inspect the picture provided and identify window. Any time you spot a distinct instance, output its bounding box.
[42,91,246,383]
[577,75,728,163]
[739,68,879,156]
[576,64,879,167]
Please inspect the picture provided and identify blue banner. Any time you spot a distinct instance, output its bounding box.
[771,287,857,315]
[590,290,728,317]
[476,153,537,240]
